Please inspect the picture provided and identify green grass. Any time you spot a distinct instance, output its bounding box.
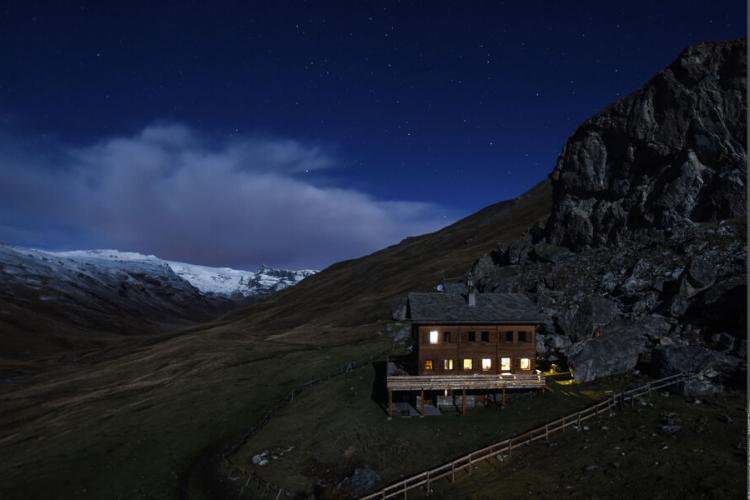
[419,390,747,500]
[230,366,617,497]
[0,324,390,499]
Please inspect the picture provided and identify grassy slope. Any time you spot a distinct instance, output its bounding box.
[0,180,552,499]
[425,391,746,500]
[220,179,552,331]
[230,360,609,497]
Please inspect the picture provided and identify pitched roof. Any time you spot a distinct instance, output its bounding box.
[407,291,544,324]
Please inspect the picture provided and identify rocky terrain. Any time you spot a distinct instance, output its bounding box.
[472,39,747,390]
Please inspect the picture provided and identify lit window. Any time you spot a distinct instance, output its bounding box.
[520,358,531,370]
[443,359,454,370]
[500,357,511,371]
[429,330,439,344]
[424,360,433,371]
[463,358,473,370]
[481,358,492,371]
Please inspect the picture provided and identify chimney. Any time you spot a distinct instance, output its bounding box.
[466,272,476,307]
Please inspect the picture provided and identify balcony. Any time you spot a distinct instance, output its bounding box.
[387,373,545,391]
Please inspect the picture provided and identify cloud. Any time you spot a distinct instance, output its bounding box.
[0,124,448,269]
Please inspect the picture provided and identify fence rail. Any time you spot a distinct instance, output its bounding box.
[361,372,693,500]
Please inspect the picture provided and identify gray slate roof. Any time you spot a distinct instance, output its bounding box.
[441,283,467,295]
[407,291,544,324]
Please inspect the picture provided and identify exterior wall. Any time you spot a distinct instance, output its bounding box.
[415,324,536,375]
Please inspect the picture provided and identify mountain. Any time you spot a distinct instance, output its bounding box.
[546,39,746,249]
[0,39,744,500]
[0,245,314,362]
[473,39,746,386]
[48,249,316,298]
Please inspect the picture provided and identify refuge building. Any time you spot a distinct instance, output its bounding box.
[387,275,546,416]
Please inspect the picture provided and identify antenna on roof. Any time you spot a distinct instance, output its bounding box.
[466,271,476,307]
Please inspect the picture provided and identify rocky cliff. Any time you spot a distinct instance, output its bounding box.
[546,39,746,250]
[473,39,747,389]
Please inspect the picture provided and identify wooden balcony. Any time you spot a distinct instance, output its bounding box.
[387,373,545,391]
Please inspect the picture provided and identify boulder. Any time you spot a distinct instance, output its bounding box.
[530,242,573,263]
[686,257,717,289]
[714,332,735,352]
[567,319,648,382]
[546,333,572,352]
[535,333,548,354]
[340,466,381,497]
[651,345,741,380]
[559,295,621,341]
[638,314,673,342]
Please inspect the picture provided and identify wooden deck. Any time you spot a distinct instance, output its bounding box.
[387,373,546,391]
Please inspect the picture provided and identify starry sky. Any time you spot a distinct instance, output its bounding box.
[0,1,745,270]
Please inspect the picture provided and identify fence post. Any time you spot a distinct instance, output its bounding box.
[388,388,393,419]
[545,423,549,441]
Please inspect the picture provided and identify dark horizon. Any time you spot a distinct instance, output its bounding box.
[0,1,745,270]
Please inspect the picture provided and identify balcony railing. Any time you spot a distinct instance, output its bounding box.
[387,373,545,391]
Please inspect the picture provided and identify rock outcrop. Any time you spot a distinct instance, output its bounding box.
[472,39,746,385]
[546,39,746,250]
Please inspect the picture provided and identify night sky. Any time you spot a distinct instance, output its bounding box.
[0,1,745,270]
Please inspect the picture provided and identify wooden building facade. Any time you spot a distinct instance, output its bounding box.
[415,323,537,376]
[386,278,545,417]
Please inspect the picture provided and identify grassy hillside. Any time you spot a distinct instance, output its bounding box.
[0,180,552,499]
[223,179,552,332]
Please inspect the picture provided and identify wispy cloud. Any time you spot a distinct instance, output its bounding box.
[0,124,448,269]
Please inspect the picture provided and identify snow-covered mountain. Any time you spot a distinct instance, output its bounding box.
[0,244,317,360]
[46,248,316,298]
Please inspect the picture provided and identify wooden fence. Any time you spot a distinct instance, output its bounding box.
[360,372,694,500]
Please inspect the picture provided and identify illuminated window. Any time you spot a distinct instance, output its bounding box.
[500,357,511,371]
[429,330,439,344]
[424,360,433,371]
[481,358,492,371]
[504,331,514,343]
[463,358,473,370]
[443,359,454,370]
[520,358,531,370]
[481,331,489,342]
